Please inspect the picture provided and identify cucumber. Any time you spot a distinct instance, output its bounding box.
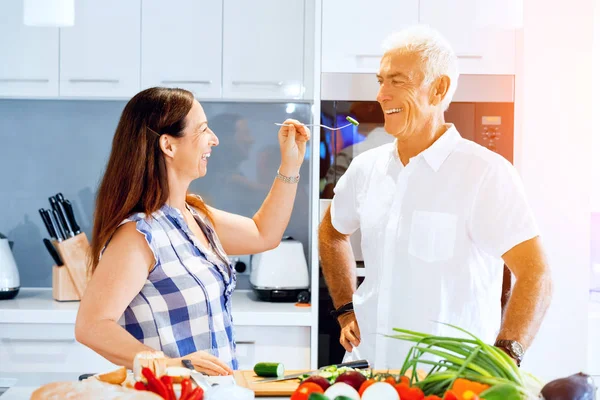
[308,394,329,400]
[253,362,284,377]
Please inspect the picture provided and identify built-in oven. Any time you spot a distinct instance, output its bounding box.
[317,73,516,366]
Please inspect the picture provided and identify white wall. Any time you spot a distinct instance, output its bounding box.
[516,0,593,380]
[594,0,600,213]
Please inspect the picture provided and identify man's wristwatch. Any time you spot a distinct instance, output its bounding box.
[494,339,524,366]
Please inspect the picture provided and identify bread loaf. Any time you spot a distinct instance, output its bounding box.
[133,351,168,382]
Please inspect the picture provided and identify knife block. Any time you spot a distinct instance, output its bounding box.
[52,264,80,301]
[51,233,90,302]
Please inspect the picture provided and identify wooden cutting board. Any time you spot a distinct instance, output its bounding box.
[234,370,302,396]
[234,369,406,397]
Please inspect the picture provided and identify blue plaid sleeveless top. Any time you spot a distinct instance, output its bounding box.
[109,203,238,369]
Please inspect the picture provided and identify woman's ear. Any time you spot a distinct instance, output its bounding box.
[159,135,176,159]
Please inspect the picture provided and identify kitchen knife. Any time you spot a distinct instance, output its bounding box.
[56,192,65,202]
[50,196,73,238]
[39,208,58,241]
[254,359,371,383]
[62,199,81,235]
[43,238,63,266]
[57,200,74,238]
[181,359,215,391]
[51,209,65,241]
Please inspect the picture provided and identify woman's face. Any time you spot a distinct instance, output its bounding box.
[164,100,219,180]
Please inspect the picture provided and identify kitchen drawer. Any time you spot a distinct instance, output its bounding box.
[235,326,311,370]
[0,323,116,374]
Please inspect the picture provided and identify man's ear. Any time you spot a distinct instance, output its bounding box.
[159,135,176,159]
[430,75,451,106]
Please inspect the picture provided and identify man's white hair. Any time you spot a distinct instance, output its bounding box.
[381,25,459,110]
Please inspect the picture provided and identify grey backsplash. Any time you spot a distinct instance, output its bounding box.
[0,99,312,288]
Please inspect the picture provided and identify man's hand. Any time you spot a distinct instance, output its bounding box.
[338,312,361,352]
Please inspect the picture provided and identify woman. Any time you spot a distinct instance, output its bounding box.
[75,87,309,376]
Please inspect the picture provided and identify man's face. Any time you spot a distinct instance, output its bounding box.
[376,50,436,140]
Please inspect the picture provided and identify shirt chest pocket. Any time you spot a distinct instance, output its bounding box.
[408,211,458,263]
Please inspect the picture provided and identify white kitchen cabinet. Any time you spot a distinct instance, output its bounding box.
[0,0,59,97]
[419,0,516,75]
[59,0,141,98]
[141,0,222,99]
[222,0,306,100]
[321,0,419,73]
[0,323,116,375]
[234,326,311,370]
[322,0,516,76]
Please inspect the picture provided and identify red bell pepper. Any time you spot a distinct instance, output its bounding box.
[395,383,425,400]
[443,390,460,400]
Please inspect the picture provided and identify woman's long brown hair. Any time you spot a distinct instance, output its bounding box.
[89,87,211,274]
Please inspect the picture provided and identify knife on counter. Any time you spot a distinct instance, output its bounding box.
[43,238,63,266]
[254,359,371,383]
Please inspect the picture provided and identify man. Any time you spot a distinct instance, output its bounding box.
[318,25,553,369]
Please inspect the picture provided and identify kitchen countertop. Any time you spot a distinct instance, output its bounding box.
[0,288,312,327]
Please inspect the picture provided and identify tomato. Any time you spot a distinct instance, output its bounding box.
[291,382,325,400]
[399,376,411,386]
[384,376,398,386]
[424,396,443,400]
[358,379,377,396]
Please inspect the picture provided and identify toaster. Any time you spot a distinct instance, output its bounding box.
[250,237,309,302]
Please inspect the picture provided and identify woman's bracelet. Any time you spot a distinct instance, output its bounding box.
[276,169,300,184]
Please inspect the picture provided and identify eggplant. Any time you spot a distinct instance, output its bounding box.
[540,372,597,400]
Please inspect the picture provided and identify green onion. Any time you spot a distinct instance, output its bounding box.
[346,116,359,126]
[386,323,539,398]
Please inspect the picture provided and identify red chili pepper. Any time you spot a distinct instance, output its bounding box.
[160,375,176,400]
[180,378,192,400]
[185,387,204,400]
[141,367,169,399]
[134,381,148,391]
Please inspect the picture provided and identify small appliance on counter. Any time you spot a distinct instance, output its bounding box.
[250,237,309,302]
[0,232,20,300]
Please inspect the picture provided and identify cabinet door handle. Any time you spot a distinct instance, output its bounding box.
[161,80,212,85]
[1,337,75,343]
[235,341,256,345]
[232,80,283,87]
[0,78,50,83]
[68,79,120,84]
[457,54,483,59]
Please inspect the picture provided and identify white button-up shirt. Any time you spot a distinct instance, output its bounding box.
[330,125,539,369]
